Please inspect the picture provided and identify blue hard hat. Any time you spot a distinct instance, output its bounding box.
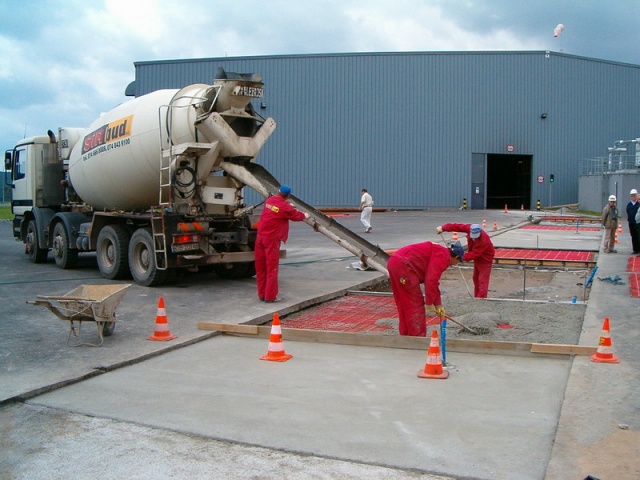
[279,185,292,195]
[450,242,464,262]
[470,224,482,239]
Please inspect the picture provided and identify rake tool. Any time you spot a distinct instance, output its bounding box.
[438,232,474,299]
[444,314,490,336]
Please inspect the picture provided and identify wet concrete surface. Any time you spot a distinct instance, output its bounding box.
[1,209,638,479]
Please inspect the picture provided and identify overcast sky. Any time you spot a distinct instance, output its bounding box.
[2,0,639,153]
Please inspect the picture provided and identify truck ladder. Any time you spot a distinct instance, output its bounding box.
[150,211,168,270]
[159,149,173,206]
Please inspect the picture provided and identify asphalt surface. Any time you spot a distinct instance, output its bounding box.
[1,209,638,479]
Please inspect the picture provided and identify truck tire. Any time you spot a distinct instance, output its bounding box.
[52,222,78,269]
[96,225,131,279]
[25,219,48,263]
[128,228,168,287]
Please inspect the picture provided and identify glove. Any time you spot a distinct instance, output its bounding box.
[425,304,436,316]
[304,212,310,219]
[435,226,443,234]
[435,305,446,319]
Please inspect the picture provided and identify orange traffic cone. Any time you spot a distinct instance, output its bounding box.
[493,220,498,231]
[615,231,619,244]
[147,296,177,341]
[521,204,524,210]
[482,217,487,229]
[452,231,459,242]
[418,329,449,379]
[591,317,619,364]
[504,204,508,213]
[260,313,292,362]
[617,223,623,234]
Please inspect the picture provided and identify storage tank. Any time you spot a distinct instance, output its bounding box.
[67,83,215,210]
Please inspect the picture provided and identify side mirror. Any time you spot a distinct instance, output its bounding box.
[4,151,12,171]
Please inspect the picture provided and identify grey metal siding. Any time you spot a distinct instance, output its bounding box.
[133,52,640,208]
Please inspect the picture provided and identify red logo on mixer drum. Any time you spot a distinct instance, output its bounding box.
[82,115,133,154]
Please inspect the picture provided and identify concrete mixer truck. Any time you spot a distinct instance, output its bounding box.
[4,69,279,286]
[5,68,391,287]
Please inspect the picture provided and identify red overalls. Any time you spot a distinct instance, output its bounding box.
[387,242,451,336]
[442,223,495,298]
[255,195,306,301]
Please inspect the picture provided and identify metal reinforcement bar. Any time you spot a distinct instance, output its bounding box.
[492,247,598,269]
[221,160,390,275]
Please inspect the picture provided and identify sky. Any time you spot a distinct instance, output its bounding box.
[2,0,640,154]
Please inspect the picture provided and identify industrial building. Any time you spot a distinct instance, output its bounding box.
[127,51,640,210]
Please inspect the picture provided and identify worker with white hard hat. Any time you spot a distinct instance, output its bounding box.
[436,223,495,298]
[602,195,619,253]
[626,189,640,254]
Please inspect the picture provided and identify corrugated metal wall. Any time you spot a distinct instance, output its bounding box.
[132,51,640,209]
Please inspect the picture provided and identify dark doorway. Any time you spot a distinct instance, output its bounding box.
[486,154,532,209]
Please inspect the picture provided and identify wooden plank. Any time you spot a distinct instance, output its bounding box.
[530,343,597,356]
[197,323,589,356]
[197,323,259,335]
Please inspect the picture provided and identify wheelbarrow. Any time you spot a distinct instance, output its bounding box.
[28,284,131,347]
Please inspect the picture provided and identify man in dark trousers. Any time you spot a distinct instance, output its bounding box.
[387,241,464,336]
[626,188,640,254]
[436,223,495,298]
[255,185,308,302]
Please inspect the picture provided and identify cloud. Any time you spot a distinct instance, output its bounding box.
[1,0,640,154]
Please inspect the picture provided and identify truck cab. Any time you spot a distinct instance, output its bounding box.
[5,134,63,240]
[5,129,85,263]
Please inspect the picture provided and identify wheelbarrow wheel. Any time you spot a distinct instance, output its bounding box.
[101,321,116,337]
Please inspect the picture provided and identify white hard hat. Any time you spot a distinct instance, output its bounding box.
[631,189,638,195]
[609,195,617,201]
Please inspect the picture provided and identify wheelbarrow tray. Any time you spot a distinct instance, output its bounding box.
[29,284,131,346]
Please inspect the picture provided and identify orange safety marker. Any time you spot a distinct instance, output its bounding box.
[590,317,619,364]
[147,296,177,341]
[521,204,524,210]
[615,231,619,244]
[504,204,508,213]
[418,329,449,379]
[260,313,293,362]
[451,231,459,242]
[492,220,498,231]
[482,217,487,229]
[617,223,623,233]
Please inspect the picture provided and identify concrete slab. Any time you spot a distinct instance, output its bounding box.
[2,209,639,479]
[28,336,571,480]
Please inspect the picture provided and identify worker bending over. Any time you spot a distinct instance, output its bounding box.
[436,223,495,298]
[387,241,464,336]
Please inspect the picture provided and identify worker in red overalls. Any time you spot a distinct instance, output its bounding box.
[387,242,464,336]
[255,185,309,302]
[437,223,495,298]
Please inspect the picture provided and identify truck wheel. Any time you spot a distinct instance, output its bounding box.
[128,228,168,287]
[25,220,48,263]
[96,225,131,279]
[52,222,78,269]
